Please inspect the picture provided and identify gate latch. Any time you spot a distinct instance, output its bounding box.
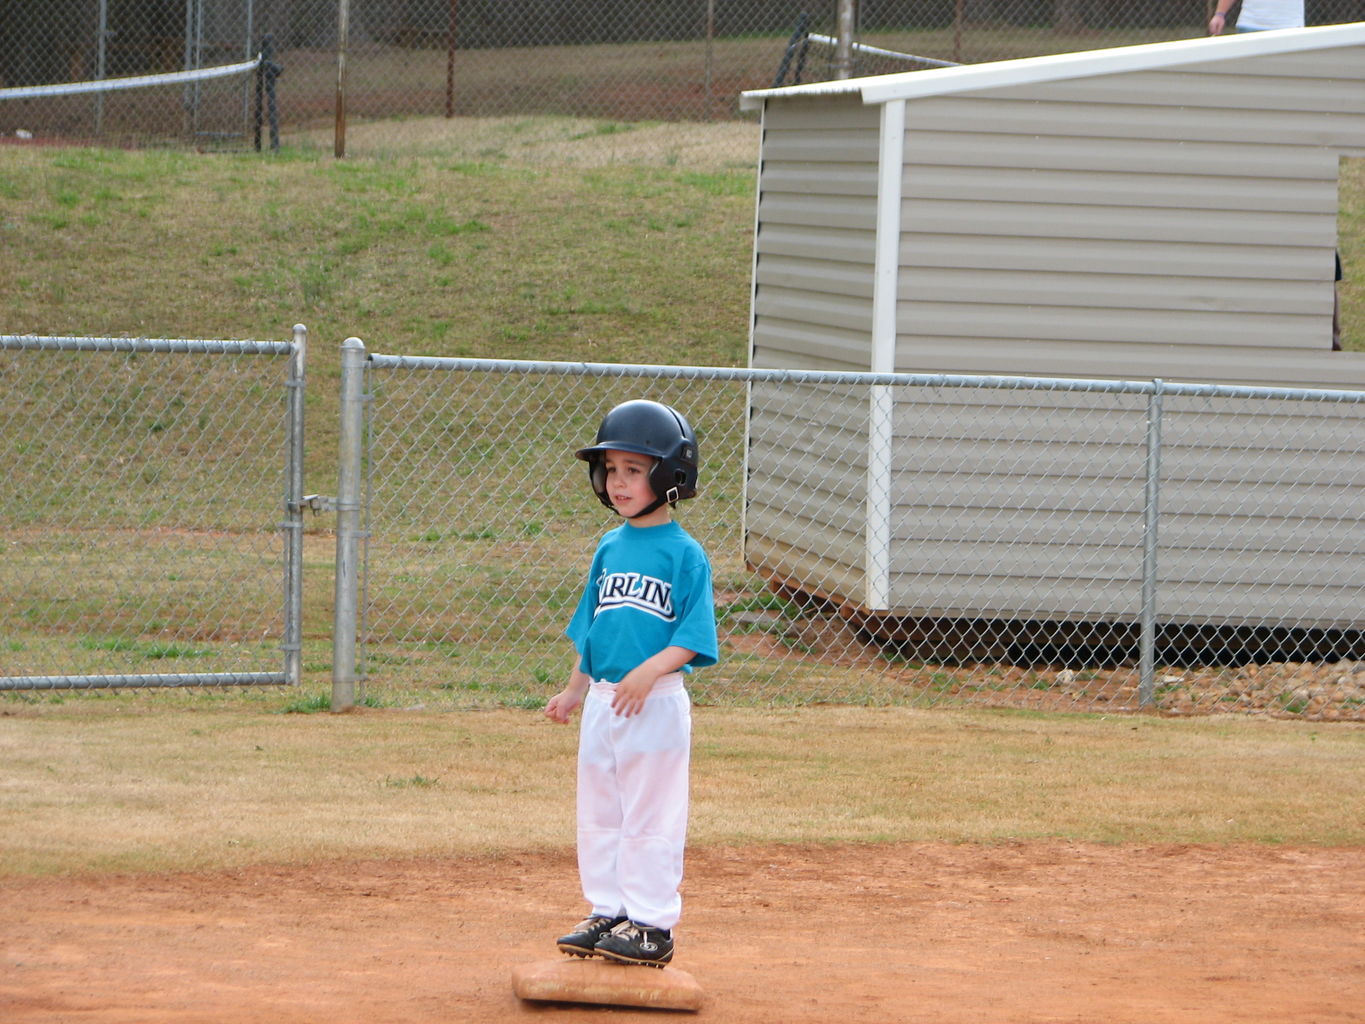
[292,494,338,515]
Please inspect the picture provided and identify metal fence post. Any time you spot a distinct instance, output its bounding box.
[1138,378,1164,707]
[335,0,351,158]
[253,35,282,152]
[332,336,368,711]
[282,324,307,687]
[833,0,857,79]
[253,36,265,151]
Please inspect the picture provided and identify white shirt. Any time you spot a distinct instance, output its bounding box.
[1235,0,1305,31]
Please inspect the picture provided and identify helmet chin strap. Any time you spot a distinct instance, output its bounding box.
[622,486,680,520]
[624,500,663,520]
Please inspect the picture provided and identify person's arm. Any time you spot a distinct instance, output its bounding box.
[545,660,592,724]
[610,645,696,718]
[1208,5,1233,34]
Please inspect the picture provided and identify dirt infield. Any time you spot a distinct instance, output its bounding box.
[3,841,1362,1023]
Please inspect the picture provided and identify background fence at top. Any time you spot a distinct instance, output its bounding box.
[347,352,1365,719]
[4,1,1359,153]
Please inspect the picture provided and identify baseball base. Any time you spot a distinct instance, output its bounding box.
[512,957,704,1011]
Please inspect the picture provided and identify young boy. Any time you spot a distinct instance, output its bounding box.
[544,399,718,968]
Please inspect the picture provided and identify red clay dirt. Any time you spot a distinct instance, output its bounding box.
[3,842,1362,1023]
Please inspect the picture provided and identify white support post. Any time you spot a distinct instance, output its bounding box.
[866,99,907,610]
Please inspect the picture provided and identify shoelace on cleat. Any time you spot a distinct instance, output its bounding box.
[606,922,668,953]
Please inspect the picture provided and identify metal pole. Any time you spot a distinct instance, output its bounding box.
[253,35,281,153]
[704,0,715,121]
[282,324,307,688]
[95,0,108,134]
[193,0,205,132]
[265,38,280,151]
[243,0,255,134]
[1,673,288,691]
[833,0,856,80]
[177,0,206,135]
[182,0,194,137]
[182,0,193,69]
[254,37,264,151]
[335,0,350,157]
[332,337,368,711]
[1138,379,1164,708]
[445,0,459,118]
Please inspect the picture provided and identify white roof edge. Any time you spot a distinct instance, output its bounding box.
[738,22,1365,111]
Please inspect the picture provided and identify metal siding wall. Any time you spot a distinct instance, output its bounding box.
[887,389,1148,620]
[891,50,1365,360]
[871,336,1365,388]
[883,385,1364,627]
[744,382,870,604]
[748,38,1365,632]
[879,47,1365,624]
[747,97,883,604]
[752,95,881,373]
[1154,400,1363,628]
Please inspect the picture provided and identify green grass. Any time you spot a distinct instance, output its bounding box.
[1,134,753,371]
[279,690,387,714]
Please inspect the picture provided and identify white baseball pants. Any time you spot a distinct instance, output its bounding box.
[576,674,691,931]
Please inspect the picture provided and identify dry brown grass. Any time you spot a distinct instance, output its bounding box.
[288,114,760,171]
[1,702,1359,878]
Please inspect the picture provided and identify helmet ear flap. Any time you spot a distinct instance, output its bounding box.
[649,462,695,508]
[671,466,690,505]
[587,456,613,510]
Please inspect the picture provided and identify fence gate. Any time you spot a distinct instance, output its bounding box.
[0,330,307,691]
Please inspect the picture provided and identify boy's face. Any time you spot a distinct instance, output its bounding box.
[601,449,661,521]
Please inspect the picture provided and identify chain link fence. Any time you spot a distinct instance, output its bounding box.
[0,333,307,690]
[5,1,1358,152]
[3,337,1361,717]
[346,352,1365,719]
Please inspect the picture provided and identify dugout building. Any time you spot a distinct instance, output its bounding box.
[738,24,1365,661]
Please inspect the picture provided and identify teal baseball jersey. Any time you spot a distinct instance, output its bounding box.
[567,520,718,683]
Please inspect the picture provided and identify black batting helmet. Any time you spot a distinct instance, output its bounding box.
[575,400,699,515]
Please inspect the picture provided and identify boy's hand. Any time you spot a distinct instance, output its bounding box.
[547,666,590,723]
[609,647,696,718]
[611,668,657,718]
[544,689,582,724]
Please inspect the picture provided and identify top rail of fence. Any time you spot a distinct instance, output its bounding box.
[1,335,295,356]
[0,57,263,101]
[366,353,1365,404]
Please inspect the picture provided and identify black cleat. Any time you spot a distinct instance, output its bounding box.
[595,920,674,968]
[556,914,627,958]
